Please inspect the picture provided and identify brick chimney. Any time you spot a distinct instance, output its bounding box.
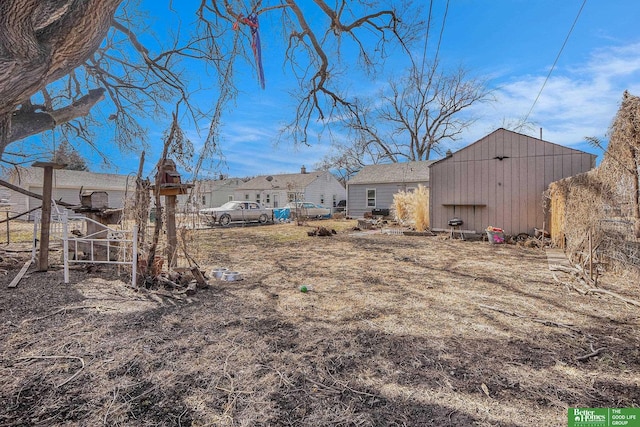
[301,165,307,174]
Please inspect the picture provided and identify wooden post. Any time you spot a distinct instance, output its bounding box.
[165,194,177,268]
[32,162,65,271]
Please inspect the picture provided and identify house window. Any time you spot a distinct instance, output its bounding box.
[266,194,270,203]
[288,192,302,202]
[367,189,376,207]
[256,193,260,203]
[245,194,249,200]
[320,194,325,205]
[201,195,206,205]
[332,195,337,207]
[228,195,233,202]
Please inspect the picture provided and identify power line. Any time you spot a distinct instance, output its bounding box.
[419,0,449,84]
[433,0,449,67]
[519,0,587,128]
[419,1,434,81]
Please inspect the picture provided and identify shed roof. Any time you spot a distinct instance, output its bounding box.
[236,171,328,191]
[428,128,596,167]
[347,161,436,185]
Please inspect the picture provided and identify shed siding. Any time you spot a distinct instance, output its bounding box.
[430,129,595,235]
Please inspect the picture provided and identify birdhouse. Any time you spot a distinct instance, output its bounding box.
[81,191,109,209]
[159,159,182,185]
[153,158,193,196]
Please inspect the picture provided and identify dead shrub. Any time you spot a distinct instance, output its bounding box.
[392,184,430,231]
[392,191,412,224]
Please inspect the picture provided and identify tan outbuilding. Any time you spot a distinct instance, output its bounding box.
[429,128,596,236]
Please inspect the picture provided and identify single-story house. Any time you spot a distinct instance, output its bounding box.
[346,161,436,218]
[4,167,262,219]
[234,166,346,209]
[5,167,136,218]
[184,177,246,210]
[429,128,596,235]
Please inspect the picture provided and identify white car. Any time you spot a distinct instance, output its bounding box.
[199,201,272,226]
[284,202,331,219]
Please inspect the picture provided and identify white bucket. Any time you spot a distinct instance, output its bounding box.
[222,271,242,281]
[212,268,228,279]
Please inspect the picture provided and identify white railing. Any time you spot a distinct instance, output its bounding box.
[33,204,138,286]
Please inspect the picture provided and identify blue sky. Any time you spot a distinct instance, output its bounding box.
[19,1,640,179]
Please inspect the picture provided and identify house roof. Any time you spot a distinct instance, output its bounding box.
[197,178,246,191]
[8,166,133,189]
[347,161,436,185]
[236,171,328,191]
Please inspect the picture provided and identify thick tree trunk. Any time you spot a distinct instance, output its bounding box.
[8,88,105,144]
[0,0,123,153]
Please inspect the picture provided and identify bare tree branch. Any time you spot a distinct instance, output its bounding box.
[323,62,492,170]
[0,0,420,174]
[7,88,105,144]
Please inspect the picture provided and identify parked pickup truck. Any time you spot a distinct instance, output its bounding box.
[199,201,273,226]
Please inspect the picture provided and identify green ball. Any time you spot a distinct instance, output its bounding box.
[300,285,308,293]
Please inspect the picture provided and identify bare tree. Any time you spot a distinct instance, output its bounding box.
[0,0,420,172]
[315,135,388,185]
[321,62,492,170]
[52,140,89,171]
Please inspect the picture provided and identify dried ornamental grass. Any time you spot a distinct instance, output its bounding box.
[392,190,412,223]
[412,184,430,231]
[392,184,429,231]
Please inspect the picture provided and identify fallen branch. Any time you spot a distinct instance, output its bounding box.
[149,288,185,301]
[21,305,114,324]
[157,275,183,289]
[16,355,85,388]
[478,304,585,335]
[552,272,588,295]
[585,288,640,307]
[548,264,577,274]
[575,264,598,287]
[576,343,606,361]
[551,266,638,307]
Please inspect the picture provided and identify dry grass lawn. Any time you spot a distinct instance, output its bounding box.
[0,219,638,426]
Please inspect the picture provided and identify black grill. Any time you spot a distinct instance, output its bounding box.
[372,208,390,216]
[448,217,463,227]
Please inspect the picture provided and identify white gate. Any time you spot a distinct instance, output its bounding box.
[33,206,138,286]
